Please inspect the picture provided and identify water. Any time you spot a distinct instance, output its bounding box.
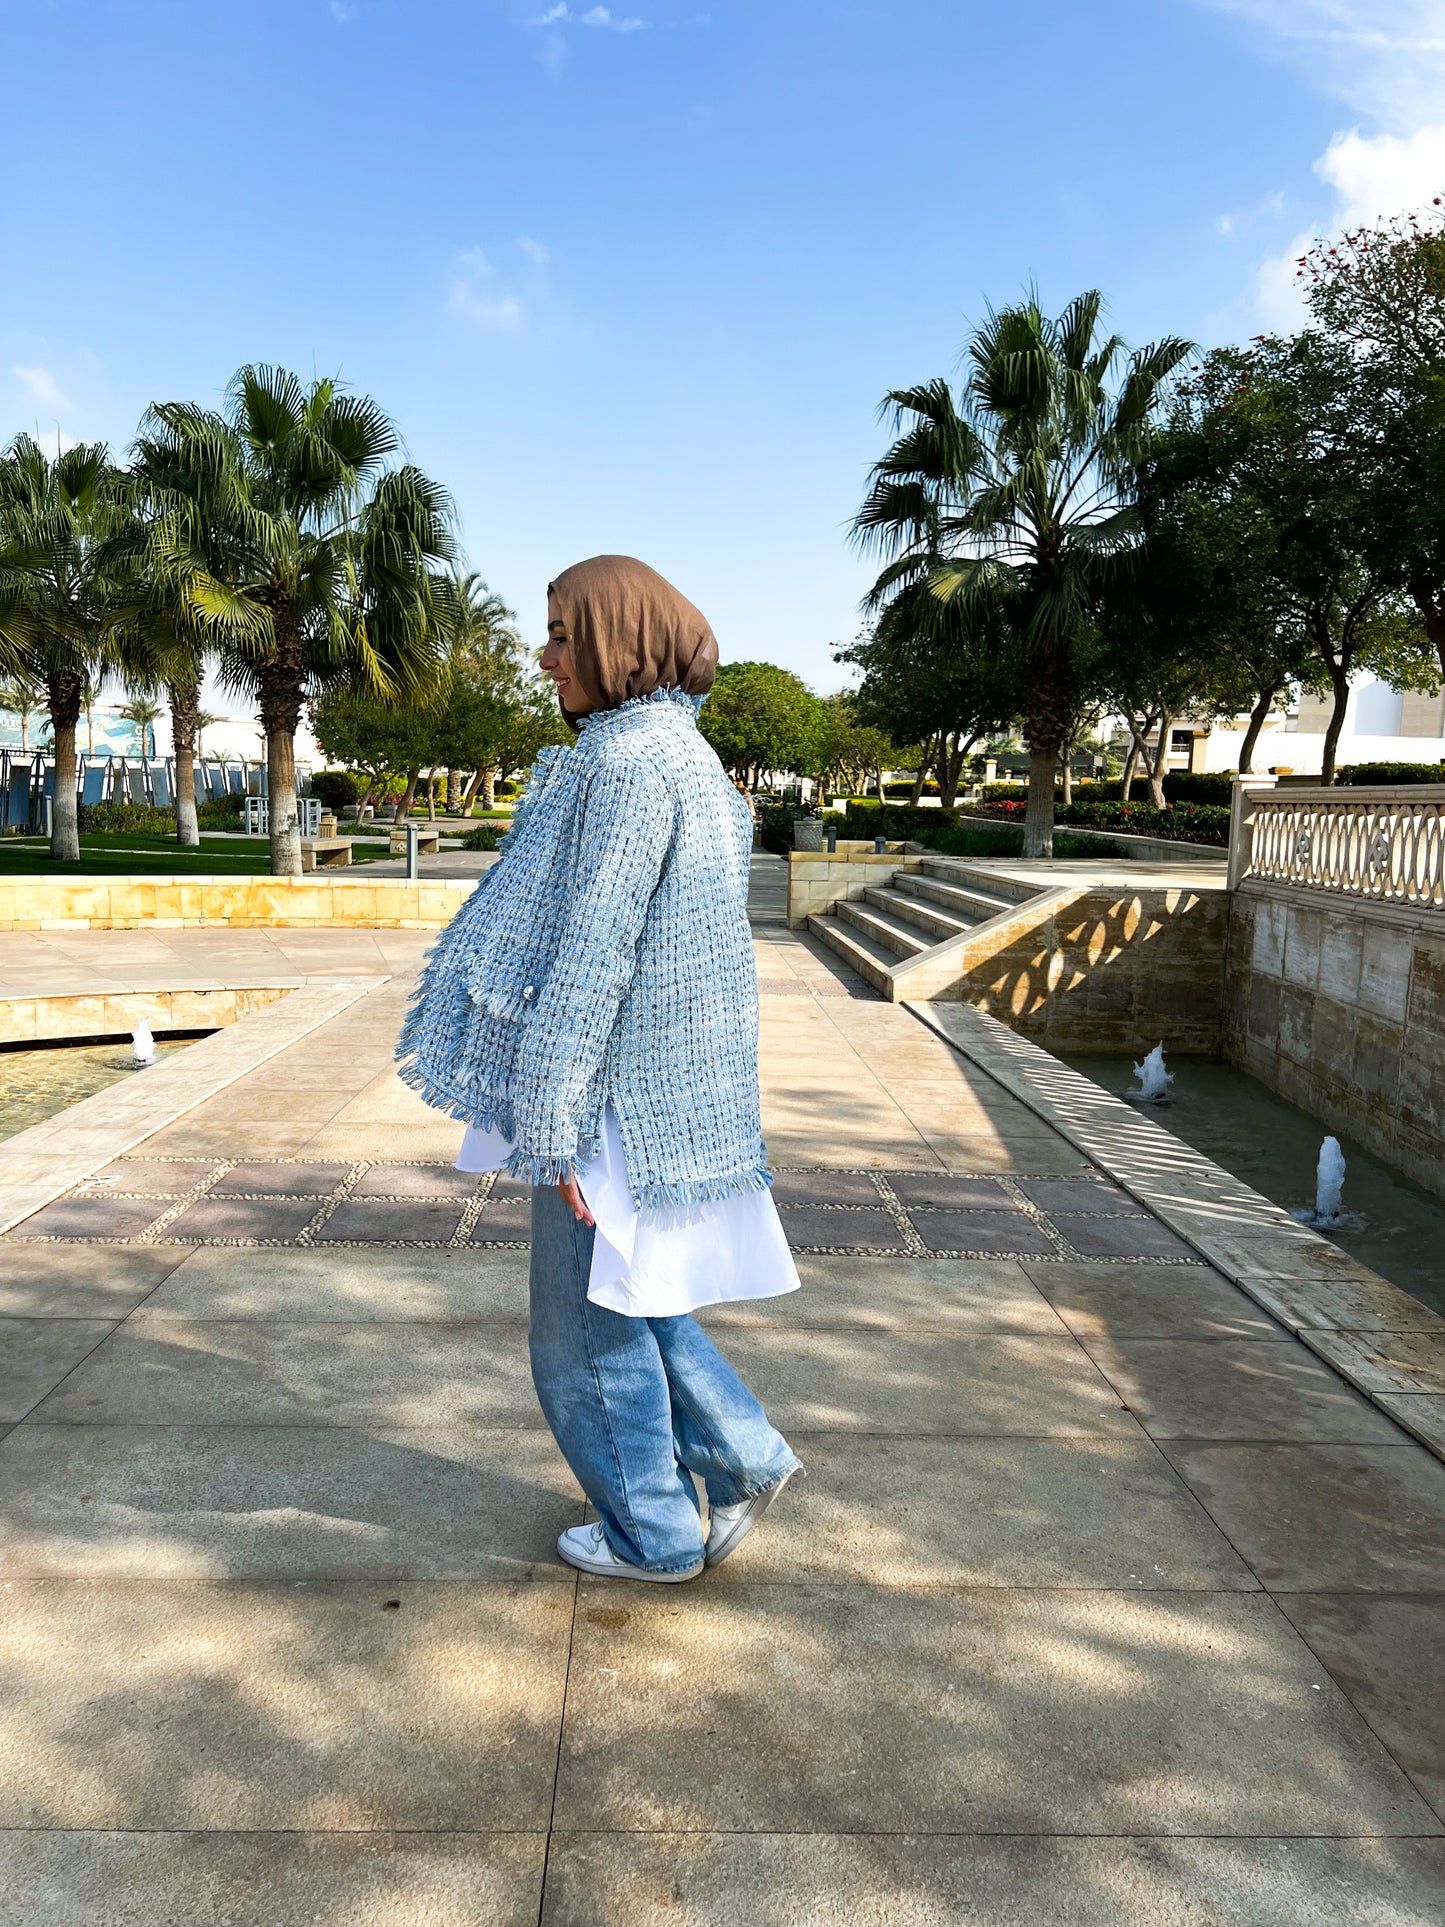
[0,1036,194,1142]
[1129,1044,1174,1103]
[1059,1052,1445,1318]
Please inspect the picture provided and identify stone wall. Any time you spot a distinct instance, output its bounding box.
[903,884,1230,1055]
[1224,882,1445,1201]
[0,876,478,932]
[0,984,295,1047]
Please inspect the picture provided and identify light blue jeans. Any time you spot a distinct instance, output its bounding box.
[529,1181,801,1573]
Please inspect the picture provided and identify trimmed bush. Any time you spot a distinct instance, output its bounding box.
[836,802,962,843]
[758,803,814,856]
[1336,761,1445,786]
[78,803,177,834]
[310,768,369,809]
[461,822,505,851]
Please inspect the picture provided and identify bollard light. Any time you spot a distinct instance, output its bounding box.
[406,822,419,881]
[825,825,838,853]
[874,835,886,854]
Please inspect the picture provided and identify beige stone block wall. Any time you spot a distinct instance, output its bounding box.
[897,886,1229,1055]
[0,985,295,1047]
[1224,881,1445,1200]
[786,853,925,928]
[0,876,477,933]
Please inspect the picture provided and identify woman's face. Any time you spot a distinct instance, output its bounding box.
[540,593,594,715]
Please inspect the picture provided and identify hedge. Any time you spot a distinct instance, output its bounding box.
[78,803,178,834]
[461,822,506,851]
[1335,761,1445,786]
[309,768,370,809]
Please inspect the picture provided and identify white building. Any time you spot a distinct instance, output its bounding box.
[1174,675,1444,776]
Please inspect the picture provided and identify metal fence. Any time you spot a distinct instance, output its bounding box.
[0,751,301,833]
[1233,782,1445,909]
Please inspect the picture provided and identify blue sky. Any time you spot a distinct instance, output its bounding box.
[4,0,1443,690]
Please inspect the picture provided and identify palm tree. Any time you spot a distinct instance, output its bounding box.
[0,667,44,750]
[118,691,163,759]
[0,436,133,860]
[195,709,219,758]
[132,366,456,874]
[855,293,1190,854]
[444,569,522,810]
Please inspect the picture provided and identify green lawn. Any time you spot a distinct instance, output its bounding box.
[0,832,396,876]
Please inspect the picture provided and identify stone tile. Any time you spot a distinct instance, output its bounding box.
[7,1197,169,1241]
[30,1319,543,1428]
[0,1424,581,1578]
[349,1163,479,1199]
[912,1130,1093,1175]
[314,1199,466,1243]
[1359,923,1412,1024]
[88,1159,221,1195]
[1250,898,1285,976]
[775,1206,902,1250]
[704,1433,1255,1590]
[0,1319,116,1421]
[882,1172,1013,1208]
[1274,1593,1445,1819]
[1241,1272,1445,1336]
[161,1197,322,1244]
[1015,1177,1147,1214]
[769,1169,885,1206]
[1318,919,1363,1002]
[910,1209,1058,1256]
[1375,1394,1445,1459]
[555,1585,1436,1836]
[719,1329,1136,1437]
[134,1245,529,1322]
[1087,1337,1405,1444]
[540,1834,1445,1927]
[210,1161,349,1196]
[1048,1213,1198,1260]
[703,1255,1063,1333]
[1163,1443,1445,1590]
[1278,985,1315,1067]
[0,1579,570,1830]
[1246,973,1281,1045]
[0,1248,185,1319]
[1021,1261,1287,1341]
[1281,905,1323,990]
[1306,1331,1445,1397]
[0,1831,546,1927]
[471,1198,533,1243]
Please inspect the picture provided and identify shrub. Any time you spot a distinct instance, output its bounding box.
[1057,800,1230,845]
[837,802,961,843]
[197,794,247,830]
[310,768,369,809]
[461,822,506,851]
[494,779,517,799]
[1335,761,1445,786]
[78,803,176,834]
[758,802,814,856]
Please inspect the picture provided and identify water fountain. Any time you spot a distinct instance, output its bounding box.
[130,1022,156,1067]
[1291,1134,1357,1230]
[1128,1043,1173,1103]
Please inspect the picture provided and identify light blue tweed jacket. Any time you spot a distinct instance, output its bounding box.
[396,687,766,1207]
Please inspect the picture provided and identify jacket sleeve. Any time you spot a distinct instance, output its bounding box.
[506,755,676,1181]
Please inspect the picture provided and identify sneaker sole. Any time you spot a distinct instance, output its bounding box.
[557,1542,703,1583]
[705,1466,800,1568]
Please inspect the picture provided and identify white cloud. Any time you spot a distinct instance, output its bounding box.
[1197,1,1445,131]
[328,1,355,20]
[11,364,70,412]
[516,235,551,264]
[527,3,645,29]
[445,249,526,334]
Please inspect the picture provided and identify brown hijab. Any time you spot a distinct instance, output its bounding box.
[548,555,718,727]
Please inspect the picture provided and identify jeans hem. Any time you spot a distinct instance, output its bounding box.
[730,1455,803,1502]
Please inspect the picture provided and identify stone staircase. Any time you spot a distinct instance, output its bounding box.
[807,859,1033,998]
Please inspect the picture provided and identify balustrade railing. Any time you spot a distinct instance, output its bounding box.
[1233,782,1445,908]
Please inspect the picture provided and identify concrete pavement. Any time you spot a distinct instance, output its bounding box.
[0,858,1442,1922]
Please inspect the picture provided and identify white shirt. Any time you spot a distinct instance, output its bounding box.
[457,1107,801,1319]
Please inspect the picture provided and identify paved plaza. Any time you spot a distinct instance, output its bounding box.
[0,859,1442,1922]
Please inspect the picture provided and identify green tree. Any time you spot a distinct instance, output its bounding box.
[0,436,134,859]
[856,292,1190,853]
[132,365,456,874]
[698,660,825,786]
[442,571,526,809]
[1302,199,1445,680]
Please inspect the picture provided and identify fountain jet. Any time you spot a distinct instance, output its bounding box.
[1312,1136,1346,1227]
[1129,1044,1174,1103]
[130,1022,156,1067]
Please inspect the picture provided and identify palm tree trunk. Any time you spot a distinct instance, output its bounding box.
[47,672,82,863]
[258,645,304,877]
[170,676,201,847]
[446,768,462,815]
[482,767,497,810]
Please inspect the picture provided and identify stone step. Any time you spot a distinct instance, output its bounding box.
[834,897,931,959]
[861,885,975,942]
[904,867,1021,922]
[806,913,896,995]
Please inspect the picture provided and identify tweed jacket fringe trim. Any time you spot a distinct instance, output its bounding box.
[396,686,769,1207]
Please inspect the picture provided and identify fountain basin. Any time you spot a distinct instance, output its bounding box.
[0,1035,204,1142]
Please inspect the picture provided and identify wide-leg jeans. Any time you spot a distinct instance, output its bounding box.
[529,1180,801,1573]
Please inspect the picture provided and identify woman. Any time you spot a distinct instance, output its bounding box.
[398,555,801,1582]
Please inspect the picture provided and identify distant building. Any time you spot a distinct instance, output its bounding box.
[1161,675,1445,776]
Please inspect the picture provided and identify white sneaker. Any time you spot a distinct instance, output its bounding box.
[556,1521,703,1582]
[705,1466,801,1568]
